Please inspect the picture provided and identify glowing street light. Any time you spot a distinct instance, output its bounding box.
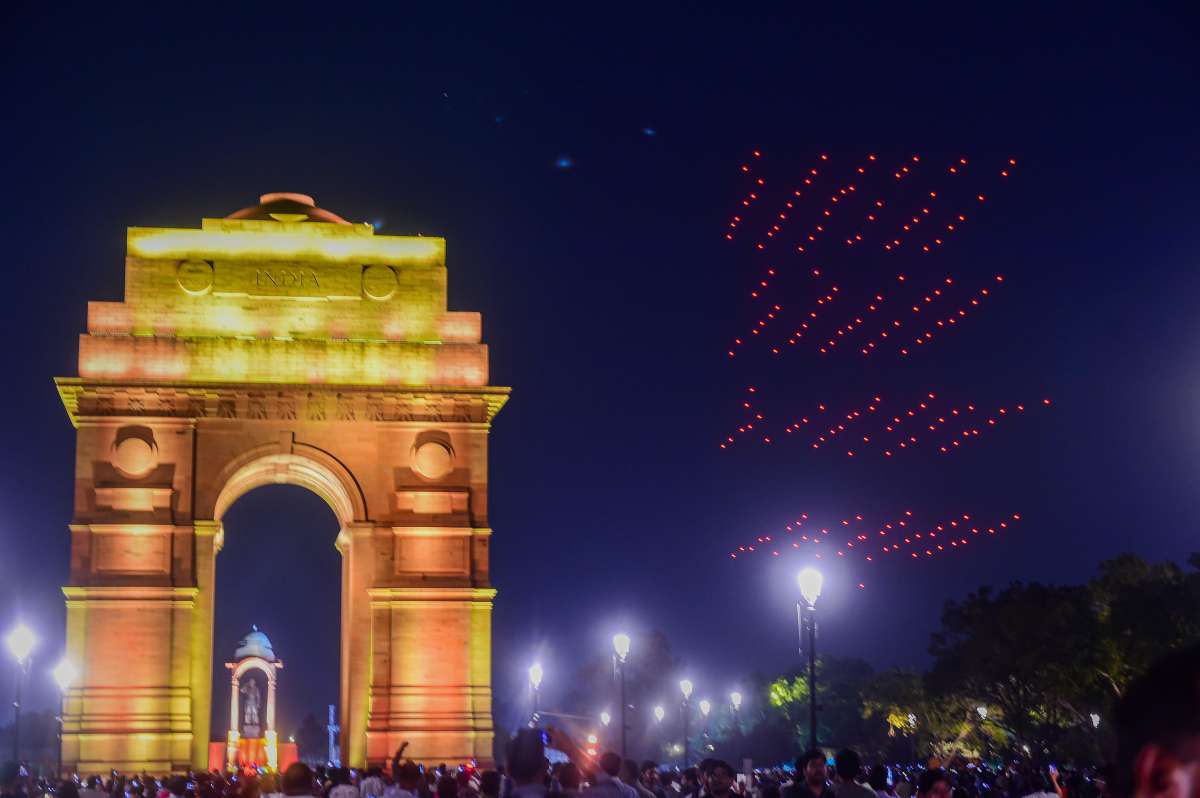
[51,659,77,692]
[730,691,743,711]
[679,679,694,767]
[796,568,822,750]
[699,699,711,718]
[612,633,631,662]
[6,623,37,762]
[612,633,631,758]
[6,626,35,664]
[653,705,665,723]
[600,710,611,727]
[797,567,824,608]
[1090,712,1101,729]
[52,658,78,776]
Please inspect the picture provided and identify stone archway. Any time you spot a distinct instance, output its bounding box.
[56,193,509,774]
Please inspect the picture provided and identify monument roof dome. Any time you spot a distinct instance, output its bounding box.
[234,625,277,661]
[226,192,351,225]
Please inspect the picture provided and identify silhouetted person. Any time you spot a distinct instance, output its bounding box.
[784,752,829,798]
[705,763,736,798]
[480,773,502,798]
[0,765,22,798]
[507,729,548,798]
[1114,643,1200,798]
[915,771,950,798]
[282,764,316,798]
[832,751,873,798]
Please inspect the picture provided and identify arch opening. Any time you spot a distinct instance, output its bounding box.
[213,451,364,527]
[211,484,342,768]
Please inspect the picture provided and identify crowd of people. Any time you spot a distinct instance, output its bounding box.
[1,643,1196,798]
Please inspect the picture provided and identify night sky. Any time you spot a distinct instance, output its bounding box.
[1,4,1199,739]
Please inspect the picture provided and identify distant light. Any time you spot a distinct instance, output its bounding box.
[976,705,988,720]
[671,744,683,754]
[528,662,544,690]
[642,127,657,137]
[6,624,36,663]
[370,219,384,231]
[52,658,79,691]
[653,705,665,723]
[699,699,711,717]
[555,155,575,170]
[907,712,917,728]
[1090,712,1101,729]
[798,567,824,606]
[679,679,694,699]
[730,691,743,710]
[586,734,598,745]
[612,633,631,661]
[600,711,611,727]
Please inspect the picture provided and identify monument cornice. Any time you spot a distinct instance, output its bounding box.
[55,377,510,427]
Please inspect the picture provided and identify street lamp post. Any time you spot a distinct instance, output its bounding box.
[613,633,631,759]
[797,568,823,751]
[528,662,544,726]
[730,691,743,757]
[699,700,712,752]
[679,679,693,768]
[52,658,79,777]
[6,624,37,763]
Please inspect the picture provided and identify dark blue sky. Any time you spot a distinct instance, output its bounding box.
[1,3,1198,737]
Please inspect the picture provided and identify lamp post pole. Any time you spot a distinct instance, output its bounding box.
[528,663,544,727]
[13,659,23,762]
[730,692,743,759]
[806,610,817,749]
[679,679,693,768]
[796,568,823,751]
[613,634,631,760]
[6,625,37,764]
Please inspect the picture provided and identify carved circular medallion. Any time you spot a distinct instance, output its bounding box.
[113,437,157,478]
[362,265,398,300]
[412,440,454,480]
[177,260,214,295]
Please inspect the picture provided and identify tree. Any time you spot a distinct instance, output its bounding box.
[927,581,1108,751]
[1089,553,1200,700]
[295,712,326,764]
[861,669,1000,763]
[761,656,875,752]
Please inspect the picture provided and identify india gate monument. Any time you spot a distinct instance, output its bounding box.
[55,193,508,772]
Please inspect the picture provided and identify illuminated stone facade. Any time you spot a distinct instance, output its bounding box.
[56,194,507,773]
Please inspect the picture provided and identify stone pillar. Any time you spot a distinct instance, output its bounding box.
[365,586,497,765]
[340,523,376,767]
[61,585,197,772]
[192,521,223,769]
